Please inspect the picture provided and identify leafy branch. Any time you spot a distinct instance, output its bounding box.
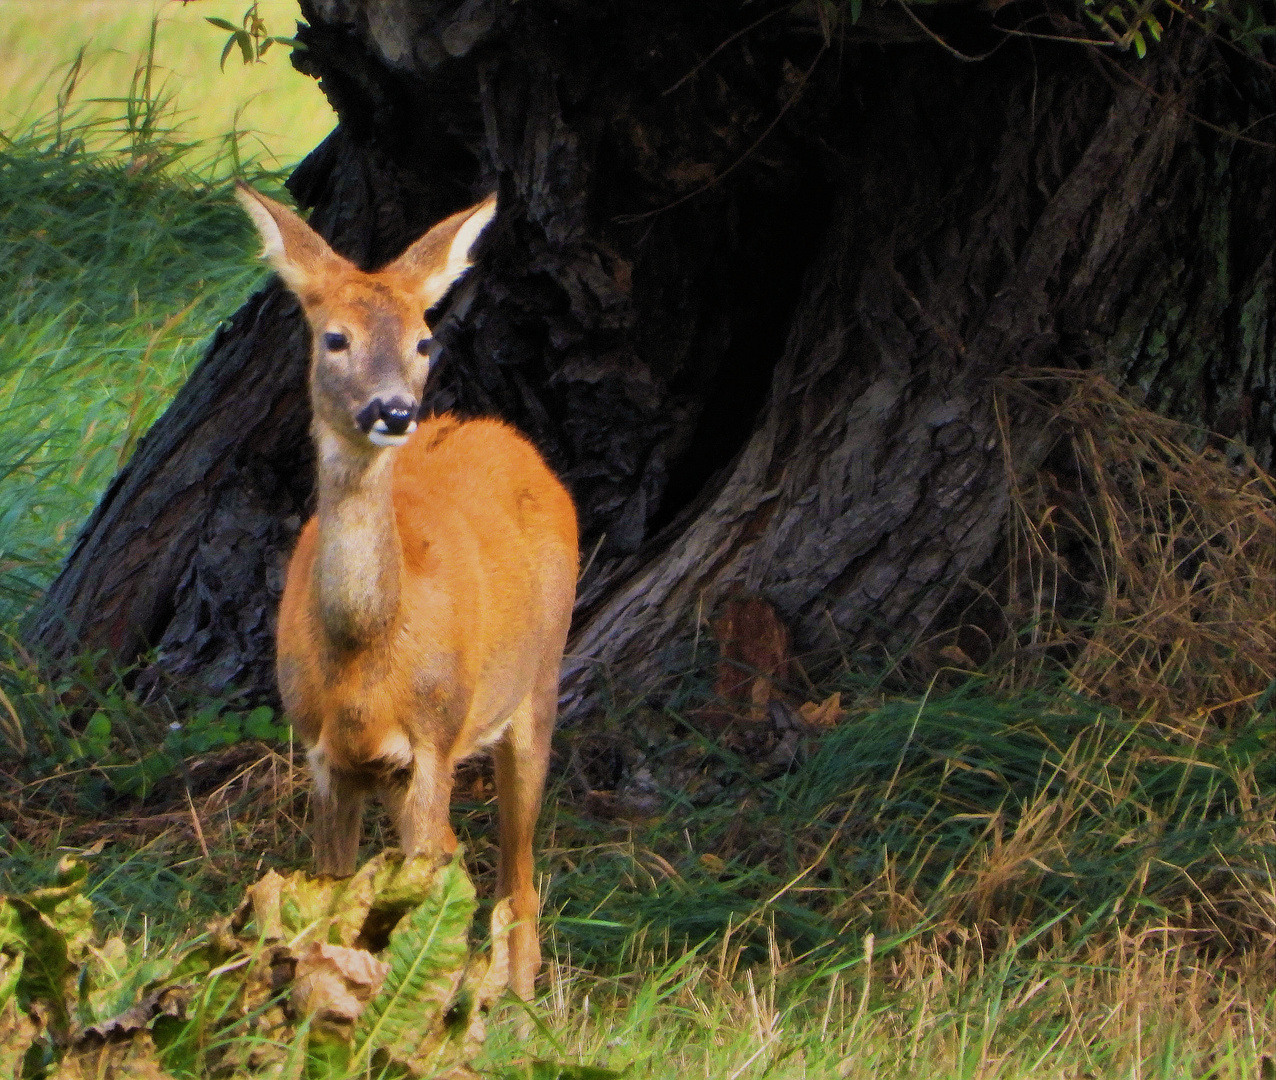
[205,3,304,72]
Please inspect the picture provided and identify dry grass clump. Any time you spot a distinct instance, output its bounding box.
[482,907,1276,1078]
[996,369,1276,731]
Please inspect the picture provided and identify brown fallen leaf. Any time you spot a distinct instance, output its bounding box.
[472,898,512,1012]
[242,869,285,942]
[798,691,844,729]
[458,898,514,1051]
[48,1033,175,1080]
[291,942,390,1028]
[0,992,40,1080]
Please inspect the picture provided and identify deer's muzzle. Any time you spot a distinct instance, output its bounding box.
[357,397,419,447]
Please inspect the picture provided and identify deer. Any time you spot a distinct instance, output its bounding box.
[235,183,578,1001]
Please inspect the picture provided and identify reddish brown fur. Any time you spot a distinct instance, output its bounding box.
[278,417,578,776]
[237,185,577,1000]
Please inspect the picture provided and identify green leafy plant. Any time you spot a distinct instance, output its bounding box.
[206,4,305,72]
[105,704,290,798]
[1081,0,1165,55]
[0,850,547,1079]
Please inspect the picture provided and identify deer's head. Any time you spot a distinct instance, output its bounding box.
[236,184,496,449]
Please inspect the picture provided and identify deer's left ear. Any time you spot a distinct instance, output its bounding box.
[389,193,497,305]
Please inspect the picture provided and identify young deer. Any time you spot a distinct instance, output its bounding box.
[236,184,578,1000]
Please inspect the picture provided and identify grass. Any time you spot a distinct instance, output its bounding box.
[0,47,291,620]
[0,0,331,165]
[1,28,1275,1080]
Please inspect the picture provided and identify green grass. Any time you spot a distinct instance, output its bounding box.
[0,76,282,619]
[0,0,332,165]
[536,686,1276,967]
[1,36,1275,1080]
[8,683,1276,1077]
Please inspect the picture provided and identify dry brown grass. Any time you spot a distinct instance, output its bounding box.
[994,369,1276,731]
[490,901,1276,1078]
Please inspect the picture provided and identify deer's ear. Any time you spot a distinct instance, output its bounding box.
[390,193,497,305]
[235,183,343,295]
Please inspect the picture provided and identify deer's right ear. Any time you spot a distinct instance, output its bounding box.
[235,183,341,295]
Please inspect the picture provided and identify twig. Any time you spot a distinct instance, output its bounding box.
[617,43,827,224]
[894,0,1006,62]
[663,4,792,96]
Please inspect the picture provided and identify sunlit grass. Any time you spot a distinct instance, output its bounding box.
[0,9,332,618]
[0,0,331,165]
[0,129,273,616]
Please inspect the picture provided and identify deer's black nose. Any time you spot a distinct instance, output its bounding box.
[378,397,416,436]
[356,396,418,436]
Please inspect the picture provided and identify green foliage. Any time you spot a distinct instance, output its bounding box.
[1081,0,1164,56]
[1066,0,1276,58]
[0,65,278,624]
[352,858,477,1072]
[0,855,95,1037]
[1,655,289,800]
[206,4,306,72]
[499,1064,626,1080]
[102,705,288,799]
[0,850,546,1079]
[543,684,1276,969]
[1077,0,1276,58]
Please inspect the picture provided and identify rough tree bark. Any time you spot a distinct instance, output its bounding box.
[27,0,1276,719]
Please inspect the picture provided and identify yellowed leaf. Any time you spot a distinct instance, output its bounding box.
[473,898,512,1011]
[798,692,844,729]
[243,869,285,942]
[698,853,727,875]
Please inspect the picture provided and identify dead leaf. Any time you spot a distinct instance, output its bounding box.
[798,692,844,729]
[242,869,285,942]
[698,853,726,875]
[711,596,792,722]
[49,1033,176,1080]
[291,942,390,1028]
[0,994,41,1079]
[473,899,512,1011]
[83,985,186,1039]
[458,898,514,1053]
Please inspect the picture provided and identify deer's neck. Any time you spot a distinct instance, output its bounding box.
[312,429,403,650]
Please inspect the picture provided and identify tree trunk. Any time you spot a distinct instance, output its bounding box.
[27,1,1276,718]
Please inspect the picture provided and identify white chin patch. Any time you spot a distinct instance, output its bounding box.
[368,419,416,448]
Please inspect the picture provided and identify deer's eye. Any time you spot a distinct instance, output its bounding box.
[416,338,432,356]
[323,332,349,351]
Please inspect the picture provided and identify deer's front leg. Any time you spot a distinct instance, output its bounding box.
[494,692,554,1002]
[310,749,365,877]
[382,747,457,858]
